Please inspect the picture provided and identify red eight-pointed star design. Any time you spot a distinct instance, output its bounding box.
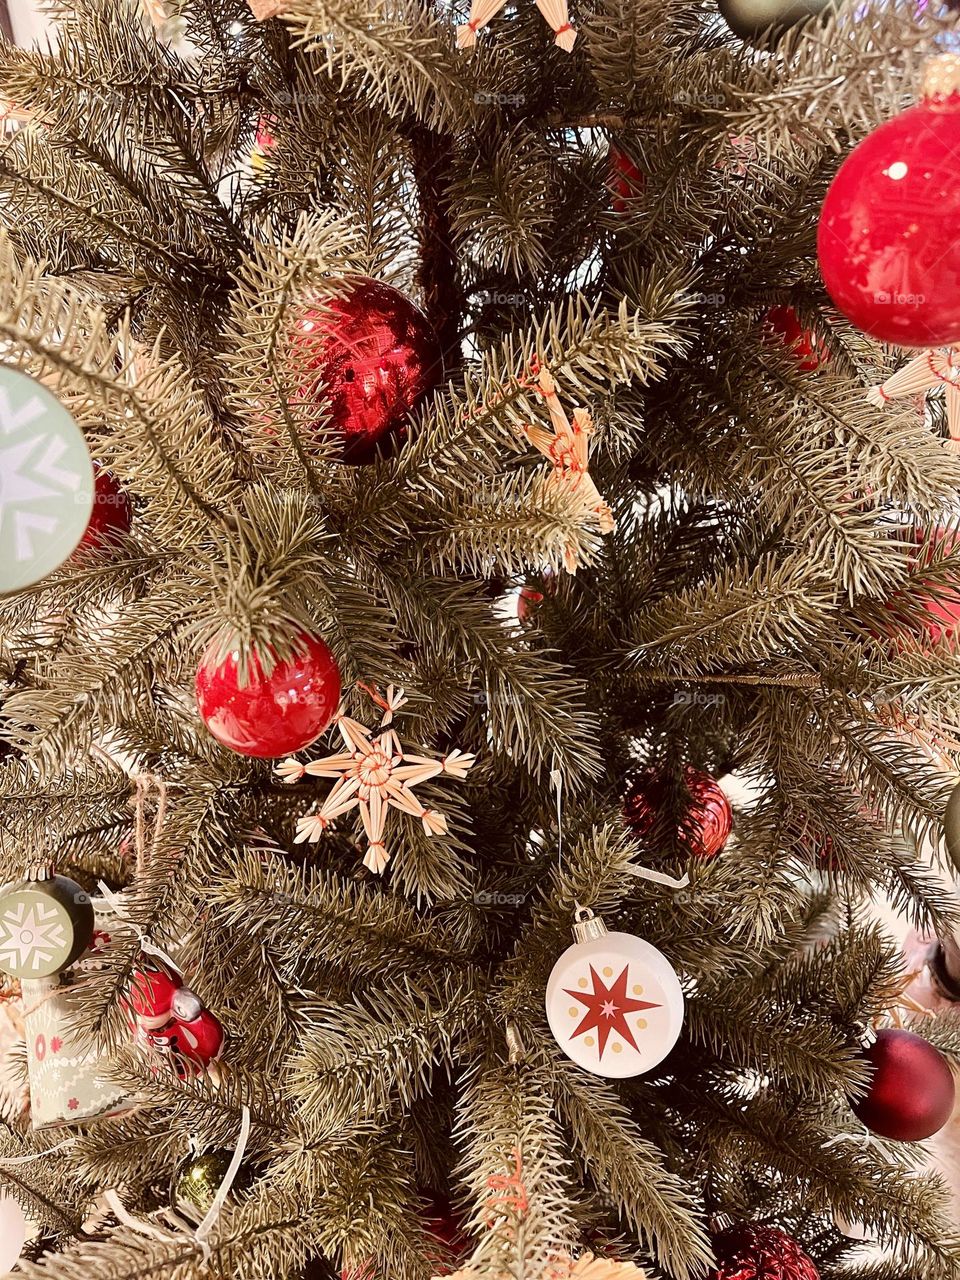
[564,964,660,1059]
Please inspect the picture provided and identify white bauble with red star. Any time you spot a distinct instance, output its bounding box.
[545,909,684,1079]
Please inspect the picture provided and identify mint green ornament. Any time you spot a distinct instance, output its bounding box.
[0,368,94,594]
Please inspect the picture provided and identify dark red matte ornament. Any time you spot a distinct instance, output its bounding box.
[708,1226,820,1280]
[195,631,341,759]
[850,1027,955,1141]
[295,278,444,464]
[623,765,732,859]
[77,466,132,552]
[818,60,960,348]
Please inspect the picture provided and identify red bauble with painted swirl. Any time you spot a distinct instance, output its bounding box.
[623,766,732,859]
[818,72,960,347]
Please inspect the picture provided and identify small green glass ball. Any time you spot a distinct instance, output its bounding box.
[174,1152,256,1216]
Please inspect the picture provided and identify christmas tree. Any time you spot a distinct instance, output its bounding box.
[2,0,960,1277]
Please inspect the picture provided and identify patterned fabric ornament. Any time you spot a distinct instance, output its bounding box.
[0,867,95,979]
[457,0,576,51]
[276,684,475,873]
[522,369,614,574]
[545,908,684,1078]
[867,347,960,452]
[0,368,95,594]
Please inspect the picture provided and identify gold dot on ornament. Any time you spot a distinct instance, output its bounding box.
[584,1036,595,1047]
[602,966,613,978]
[568,1007,579,1018]
[611,1042,623,1053]
[578,978,588,989]
[632,984,644,996]
[636,1018,647,1031]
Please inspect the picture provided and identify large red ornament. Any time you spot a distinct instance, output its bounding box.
[763,306,829,372]
[883,525,960,647]
[708,1226,819,1280]
[77,466,132,553]
[818,57,960,348]
[850,1027,955,1141]
[295,278,443,464]
[195,631,341,759]
[623,766,732,859]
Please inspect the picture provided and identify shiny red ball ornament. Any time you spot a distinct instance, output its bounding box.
[708,1226,819,1280]
[763,306,829,372]
[607,145,644,214]
[850,1027,955,1141]
[295,278,443,464]
[195,631,341,759]
[77,466,132,553]
[624,766,732,859]
[818,58,960,348]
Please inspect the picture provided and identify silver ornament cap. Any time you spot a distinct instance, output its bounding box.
[572,907,608,944]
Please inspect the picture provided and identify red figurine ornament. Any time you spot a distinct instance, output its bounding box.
[708,1225,819,1280]
[819,56,960,348]
[77,466,132,553]
[195,630,341,759]
[623,766,732,859]
[294,277,444,464]
[849,1027,955,1141]
[125,960,225,1076]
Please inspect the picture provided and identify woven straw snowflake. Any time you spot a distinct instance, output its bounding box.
[458,0,576,51]
[867,346,960,452]
[276,685,475,874]
[523,369,614,573]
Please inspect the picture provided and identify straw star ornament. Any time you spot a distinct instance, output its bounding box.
[440,1252,647,1280]
[523,368,614,573]
[276,685,475,873]
[867,345,960,452]
[457,0,576,50]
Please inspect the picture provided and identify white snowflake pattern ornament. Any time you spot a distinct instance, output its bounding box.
[545,908,684,1079]
[522,369,614,574]
[276,684,475,874]
[0,368,95,593]
[866,346,960,453]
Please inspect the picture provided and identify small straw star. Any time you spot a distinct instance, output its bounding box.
[521,369,614,573]
[276,685,475,873]
[867,345,960,452]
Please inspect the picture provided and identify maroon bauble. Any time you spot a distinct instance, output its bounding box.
[195,631,341,759]
[850,1027,955,1141]
[295,278,443,464]
[623,766,732,859]
[77,466,132,553]
[709,1226,819,1280]
[818,60,960,347]
[763,306,829,373]
[607,145,644,214]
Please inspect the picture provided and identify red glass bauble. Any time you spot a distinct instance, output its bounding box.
[295,278,443,464]
[709,1226,819,1280]
[77,466,132,553]
[763,306,829,372]
[196,631,340,759]
[517,585,545,624]
[818,77,960,347]
[850,1027,955,1141]
[623,766,732,859]
[882,525,960,647]
[607,145,644,214]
